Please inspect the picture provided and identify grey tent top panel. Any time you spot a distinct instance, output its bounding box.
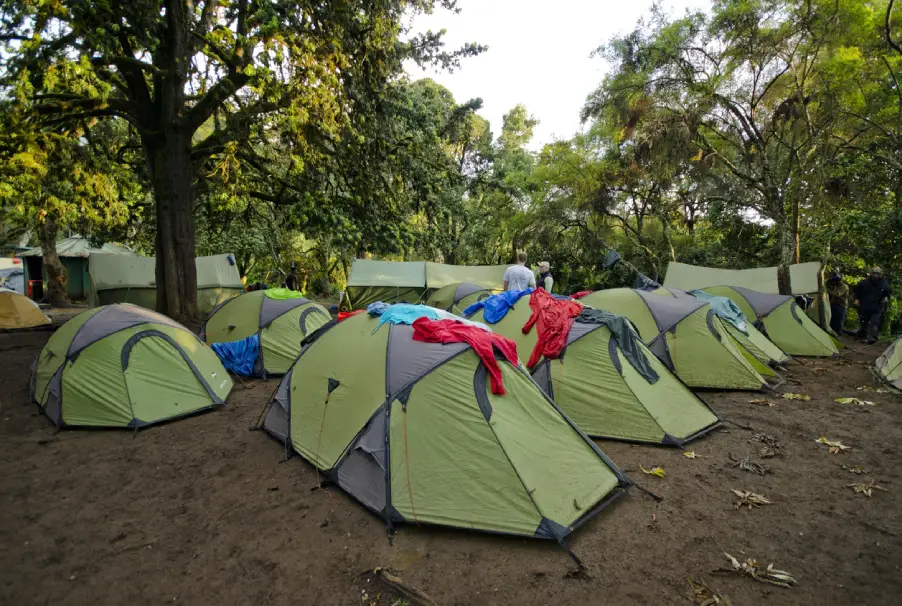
[636,289,706,334]
[68,304,187,356]
[566,320,601,345]
[454,282,490,303]
[259,296,310,328]
[731,286,791,317]
[386,324,469,398]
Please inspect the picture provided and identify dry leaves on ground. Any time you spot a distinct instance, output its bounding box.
[848,479,887,497]
[722,553,797,588]
[729,453,768,475]
[835,397,877,406]
[841,464,867,474]
[749,399,776,407]
[816,436,851,454]
[640,465,666,478]
[732,489,772,510]
[683,451,699,459]
[758,446,779,458]
[856,385,890,393]
[688,578,731,606]
[754,432,781,449]
[781,393,812,401]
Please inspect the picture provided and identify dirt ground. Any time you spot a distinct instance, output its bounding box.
[1,331,901,606]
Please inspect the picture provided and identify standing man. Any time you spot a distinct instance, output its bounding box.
[503,251,537,291]
[826,272,849,335]
[285,263,299,291]
[854,267,892,344]
[538,261,554,292]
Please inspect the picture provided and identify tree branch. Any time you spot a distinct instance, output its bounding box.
[887,0,902,57]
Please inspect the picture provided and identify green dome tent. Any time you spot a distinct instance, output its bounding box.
[579,289,767,390]
[200,289,331,376]
[31,304,232,429]
[648,288,790,372]
[467,294,720,445]
[259,312,629,540]
[875,337,902,390]
[702,286,839,357]
[426,282,496,315]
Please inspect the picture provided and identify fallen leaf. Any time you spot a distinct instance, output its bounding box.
[640,465,666,478]
[683,451,699,459]
[848,479,887,497]
[749,399,776,407]
[731,489,772,509]
[816,436,851,454]
[811,366,828,373]
[728,452,768,475]
[856,386,889,393]
[688,577,732,605]
[781,393,811,401]
[723,553,797,588]
[841,464,867,474]
[835,397,877,406]
[754,433,781,449]
[758,446,778,459]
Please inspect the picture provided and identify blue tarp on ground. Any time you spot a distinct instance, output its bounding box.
[211,333,260,376]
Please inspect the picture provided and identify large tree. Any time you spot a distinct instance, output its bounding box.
[0,0,480,321]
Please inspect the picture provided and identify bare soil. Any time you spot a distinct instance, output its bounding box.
[1,332,901,605]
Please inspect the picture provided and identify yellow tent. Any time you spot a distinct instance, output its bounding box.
[0,288,51,329]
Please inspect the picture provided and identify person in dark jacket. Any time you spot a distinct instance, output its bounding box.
[826,272,850,335]
[854,267,892,343]
[285,263,298,291]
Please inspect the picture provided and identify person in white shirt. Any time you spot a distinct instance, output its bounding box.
[537,261,553,292]
[503,251,537,291]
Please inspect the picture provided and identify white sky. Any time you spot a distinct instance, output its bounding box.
[406,0,711,149]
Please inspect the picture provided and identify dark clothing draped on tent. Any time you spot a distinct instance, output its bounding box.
[463,288,532,323]
[634,273,661,291]
[575,308,659,383]
[412,317,518,394]
[522,289,582,368]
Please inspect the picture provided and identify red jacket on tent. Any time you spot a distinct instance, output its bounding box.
[522,288,582,368]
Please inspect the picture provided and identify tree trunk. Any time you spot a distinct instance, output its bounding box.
[776,214,795,295]
[791,197,801,264]
[146,131,199,324]
[38,216,69,307]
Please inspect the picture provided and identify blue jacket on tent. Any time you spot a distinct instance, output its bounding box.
[463,288,533,324]
[211,334,260,376]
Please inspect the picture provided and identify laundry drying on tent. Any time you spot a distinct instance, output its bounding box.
[466,291,721,445]
[31,304,232,429]
[425,281,496,315]
[462,288,532,323]
[258,311,629,540]
[701,286,839,357]
[0,287,51,329]
[578,289,768,391]
[874,336,902,390]
[649,287,790,371]
[201,288,331,376]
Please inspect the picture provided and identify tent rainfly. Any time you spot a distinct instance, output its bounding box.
[426,282,497,315]
[259,312,629,540]
[579,289,768,390]
[31,304,232,428]
[466,293,721,445]
[663,261,822,295]
[88,253,243,314]
[0,287,51,329]
[201,289,331,376]
[344,260,508,309]
[650,287,790,370]
[702,286,840,357]
[874,337,902,390]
